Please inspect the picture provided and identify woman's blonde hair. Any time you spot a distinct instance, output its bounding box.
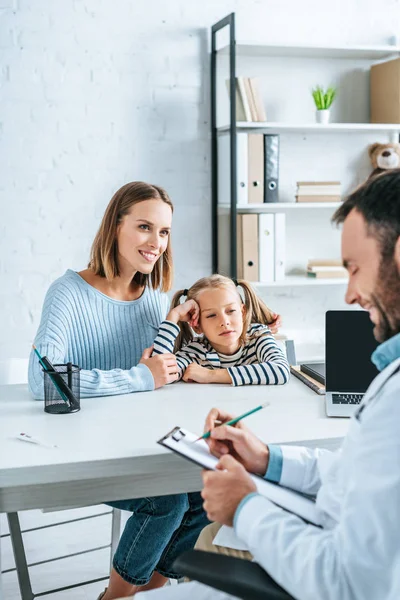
[170,274,275,352]
[89,181,174,292]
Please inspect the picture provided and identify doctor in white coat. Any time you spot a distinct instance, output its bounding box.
[135,170,400,600]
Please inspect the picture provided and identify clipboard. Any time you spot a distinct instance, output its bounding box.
[158,426,322,527]
[158,427,218,471]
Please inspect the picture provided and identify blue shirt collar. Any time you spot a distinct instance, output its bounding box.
[371,332,400,371]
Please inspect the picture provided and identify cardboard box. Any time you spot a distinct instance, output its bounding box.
[371,58,400,123]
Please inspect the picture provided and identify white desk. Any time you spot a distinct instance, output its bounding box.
[0,379,348,513]
[0,379,348,595]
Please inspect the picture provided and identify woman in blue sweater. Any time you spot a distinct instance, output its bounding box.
[28,182,208,599]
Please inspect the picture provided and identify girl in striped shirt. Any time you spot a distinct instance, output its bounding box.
[153,274,290,386]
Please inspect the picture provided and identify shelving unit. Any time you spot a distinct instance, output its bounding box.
[253,275,348,288]
[210,12,400,281]
[217,42,400,60]
[218,202,342,213]
[218,122,400,134]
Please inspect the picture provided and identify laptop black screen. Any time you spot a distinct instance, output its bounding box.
[326,310,380,393]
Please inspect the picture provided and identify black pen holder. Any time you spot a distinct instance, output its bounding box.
[43,364,81,414]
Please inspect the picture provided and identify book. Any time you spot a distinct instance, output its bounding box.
[243,77,258,122]
[158,427,322,526]
[307,267,348,279]
[290,365,325,395]
[225,78,247,121]
[297,188,341,195]
[300,362,325,385]
[249,77,267,122]
[237,76,252,121]
[308,265,346,272]
[297,181,341,186]
[296,182,341,197]
[307,259,342,267]
[296,195,342,203]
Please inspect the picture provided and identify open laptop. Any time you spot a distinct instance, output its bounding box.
[325,310,380,417]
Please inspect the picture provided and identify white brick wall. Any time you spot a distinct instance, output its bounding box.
[1,0,399,360]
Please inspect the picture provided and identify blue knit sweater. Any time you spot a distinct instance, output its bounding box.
[28,270,169,399]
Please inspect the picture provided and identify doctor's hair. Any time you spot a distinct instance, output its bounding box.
[170,274,275,352]
[89,181,174,292]
[332,169,400,262]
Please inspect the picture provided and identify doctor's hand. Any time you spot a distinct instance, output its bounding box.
[201,455,257,526]
[140,347,179,388]
[204,407,270,476]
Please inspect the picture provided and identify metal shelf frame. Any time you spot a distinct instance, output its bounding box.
[211,12,237,274]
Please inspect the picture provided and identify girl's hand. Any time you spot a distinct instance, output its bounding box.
[269,313,282,334]
[182,363,214,384]
[166,300,200,327]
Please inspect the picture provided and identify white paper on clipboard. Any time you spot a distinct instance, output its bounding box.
[158,426,322,549]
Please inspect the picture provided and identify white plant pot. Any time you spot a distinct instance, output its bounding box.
[316,109,330,124]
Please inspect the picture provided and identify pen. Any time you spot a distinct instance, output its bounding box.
[195,401,270,442]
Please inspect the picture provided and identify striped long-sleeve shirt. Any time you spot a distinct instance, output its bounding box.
[28,269,169,399]
[153,320,290,386]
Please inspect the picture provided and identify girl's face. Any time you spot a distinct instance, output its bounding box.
[195,286,245,354]
[117,199,172,276]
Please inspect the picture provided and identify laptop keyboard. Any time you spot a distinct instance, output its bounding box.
[332,393,364,405]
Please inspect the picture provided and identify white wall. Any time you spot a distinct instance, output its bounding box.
[1,0,398,360]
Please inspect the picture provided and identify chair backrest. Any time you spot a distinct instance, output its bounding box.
[0,358,29,385]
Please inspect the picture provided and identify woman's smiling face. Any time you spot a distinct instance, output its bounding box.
[117,199,172,275]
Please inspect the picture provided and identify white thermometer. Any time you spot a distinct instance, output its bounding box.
[16,432,58,448]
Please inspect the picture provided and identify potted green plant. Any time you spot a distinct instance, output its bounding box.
[312,85,337,124]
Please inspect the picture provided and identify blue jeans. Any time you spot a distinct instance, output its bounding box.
[107,493,209,585]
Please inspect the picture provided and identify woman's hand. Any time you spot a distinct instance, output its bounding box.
[182,363,214,384]
[139,347,179,388]
[166,300,200,328]
[269,312,282,335]
[204,407,270,476]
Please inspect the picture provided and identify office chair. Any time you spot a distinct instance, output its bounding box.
[0,359,121,599]
[174,550,295,600]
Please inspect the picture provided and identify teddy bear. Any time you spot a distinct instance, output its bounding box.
[368,142,400,179]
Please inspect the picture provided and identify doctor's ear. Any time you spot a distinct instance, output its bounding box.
[394,236,400,273]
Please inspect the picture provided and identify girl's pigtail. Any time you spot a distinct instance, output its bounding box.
[170,289,195,353]
[237,280,275,335]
